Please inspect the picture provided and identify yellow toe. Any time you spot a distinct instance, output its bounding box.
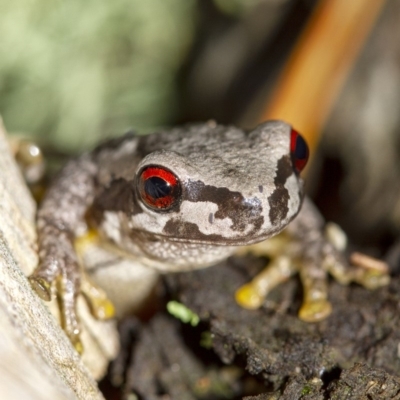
[235,283,264,310]
[92,298,115,320]
[299,299,332,322]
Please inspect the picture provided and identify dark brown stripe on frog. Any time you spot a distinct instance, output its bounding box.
[184,180,264,233]
[163,219,227,242]
[267,154,292,225]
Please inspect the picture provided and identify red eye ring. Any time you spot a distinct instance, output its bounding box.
[138,166,181,211]
[290,128,309,173]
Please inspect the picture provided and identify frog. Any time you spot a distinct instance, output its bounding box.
[29,120,389,351]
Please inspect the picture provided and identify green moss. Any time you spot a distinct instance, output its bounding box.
[200,331,213,349]
[301,385,313,395]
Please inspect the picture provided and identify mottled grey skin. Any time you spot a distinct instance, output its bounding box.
[33,120,386,349]
[89,121,303,270]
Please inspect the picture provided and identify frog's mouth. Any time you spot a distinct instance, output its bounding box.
[132,224,286,247]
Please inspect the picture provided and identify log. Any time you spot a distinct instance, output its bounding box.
[0,118,118,400]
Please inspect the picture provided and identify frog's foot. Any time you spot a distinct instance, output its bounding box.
[75,229,116,320]
[80,277,115,320]
[325,250,390,289]
[30,229,115,353]
[235,224,390,323]
[235,256,297,310]
[55,270,84,353]
[299,239,389,321]
[322,223,390,289]
[298,261,332,322]
[29,251,83,353]
[235,255,333,322]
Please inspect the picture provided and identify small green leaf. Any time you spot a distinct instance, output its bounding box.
[166,300,200,326]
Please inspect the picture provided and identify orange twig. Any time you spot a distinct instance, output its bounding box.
[350,252,389,273]
[261,0,386,156]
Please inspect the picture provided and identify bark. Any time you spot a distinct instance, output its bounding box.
[0,118,118,400]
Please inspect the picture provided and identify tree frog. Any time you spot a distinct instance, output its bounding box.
[29,120,389,351]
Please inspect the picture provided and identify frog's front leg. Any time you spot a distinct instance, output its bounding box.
[235,198,390,322]
[29,156,113,351]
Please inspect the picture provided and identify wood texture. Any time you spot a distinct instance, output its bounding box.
[0,118,117,400]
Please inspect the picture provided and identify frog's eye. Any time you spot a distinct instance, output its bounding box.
[290,129,309,173]
[138,166,181,211]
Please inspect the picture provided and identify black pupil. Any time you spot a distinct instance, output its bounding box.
[144,177,172,199]
[295,135,308,160]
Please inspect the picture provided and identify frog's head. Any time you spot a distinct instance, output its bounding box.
[130,120,308,246]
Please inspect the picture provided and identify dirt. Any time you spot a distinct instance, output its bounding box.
[116,253,400,399]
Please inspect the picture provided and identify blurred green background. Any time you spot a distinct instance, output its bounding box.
[0,0,196,151]
[0,0,313,152]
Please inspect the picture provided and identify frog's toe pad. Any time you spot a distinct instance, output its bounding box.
[81,278,115,320]
[357,271,390,290]
[299,299,332,322]
[91,297,115,320]
[83,288,115,320]
[70,334,84,355]
[28,276,52,301]
[235,283,264,310]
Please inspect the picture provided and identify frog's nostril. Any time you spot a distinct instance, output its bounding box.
[232,194,242,203]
